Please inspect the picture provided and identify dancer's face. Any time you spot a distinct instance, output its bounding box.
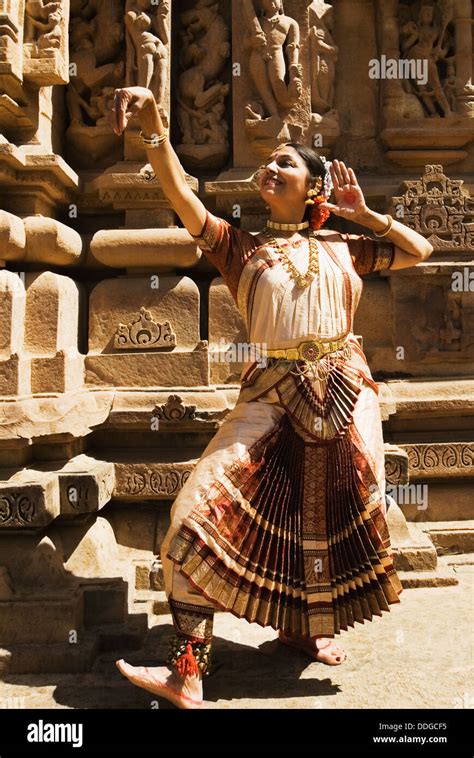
[258,146,311,206]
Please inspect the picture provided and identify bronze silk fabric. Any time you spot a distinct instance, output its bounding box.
[163,213,402,639]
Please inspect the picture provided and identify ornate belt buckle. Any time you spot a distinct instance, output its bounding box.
[299,340,322,363]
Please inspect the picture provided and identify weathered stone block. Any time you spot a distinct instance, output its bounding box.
[0,472,60,529]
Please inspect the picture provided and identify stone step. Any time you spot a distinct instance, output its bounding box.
[416,521,474,556]
[439,552,474,567]
[397,564,459,589]
[0,636,98,675]
[0,596,83,644]
[93,617,149,654]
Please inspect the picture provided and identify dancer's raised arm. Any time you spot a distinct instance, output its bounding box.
[109,86,206,237]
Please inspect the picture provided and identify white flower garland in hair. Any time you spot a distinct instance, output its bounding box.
[320,156,333,198]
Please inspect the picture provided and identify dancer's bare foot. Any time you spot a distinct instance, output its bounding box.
[116,659,203,709]
[279,631,347,665]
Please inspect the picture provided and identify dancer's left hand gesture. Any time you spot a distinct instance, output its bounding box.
[319,159,369,221]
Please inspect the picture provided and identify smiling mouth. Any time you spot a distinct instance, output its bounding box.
[265,178,283,187]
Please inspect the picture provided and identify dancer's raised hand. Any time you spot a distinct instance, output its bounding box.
[108,86,154,136]
[319,159,369,220]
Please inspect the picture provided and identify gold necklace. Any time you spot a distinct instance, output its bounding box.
[263,228,319,288]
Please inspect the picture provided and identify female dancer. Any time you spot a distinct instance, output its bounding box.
[109,86,433,709]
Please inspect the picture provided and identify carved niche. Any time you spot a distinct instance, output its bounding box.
[65,0,125,167]
[242,0,303,154]
[175,0,231,171]
[377,0,474,164]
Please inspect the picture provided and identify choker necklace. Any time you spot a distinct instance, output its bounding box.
[267,219,309,231]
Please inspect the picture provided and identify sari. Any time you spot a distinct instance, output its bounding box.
[161,211,403,640]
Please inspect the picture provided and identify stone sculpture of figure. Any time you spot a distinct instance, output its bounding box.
[400,1,455,117]
[125,0,169,123]
[309,1,338,114]
[197,102,228,143]
[177,0,230,146]
[442,57,458,112]
[439,292,462,350]
[242,0,303,118]
[24,0,63,56]
[67,0,124,127]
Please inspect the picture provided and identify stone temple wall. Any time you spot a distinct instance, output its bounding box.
[0,0,473,674]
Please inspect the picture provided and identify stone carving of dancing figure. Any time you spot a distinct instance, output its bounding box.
[24,0,63,56]
[243,0,303,118]
[400,2,454,118]
[309,1,338,114]
[125,0,170,124]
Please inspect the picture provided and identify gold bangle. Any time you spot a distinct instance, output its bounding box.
[139,129,169,148]
[373,214,393,237]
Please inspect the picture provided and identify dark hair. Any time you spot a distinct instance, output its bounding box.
[281,142,328,223]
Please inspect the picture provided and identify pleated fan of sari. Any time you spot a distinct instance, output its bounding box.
[273,358,364,441]
[166,408,402,638]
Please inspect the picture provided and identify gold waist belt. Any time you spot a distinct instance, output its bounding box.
[259,335,350,363]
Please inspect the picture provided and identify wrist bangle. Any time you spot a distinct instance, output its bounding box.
[373,214,393,237]
[139,129,169,148]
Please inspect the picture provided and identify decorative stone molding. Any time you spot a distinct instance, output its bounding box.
[0,455,115,529]
[400,442,474,478]
[152,394,197,422]
[113,308,177,350]
[0,0,25,90]
[114,462,194,499]
[391,164,474,251]
[0,143,78,215]
[0,472,59,529]
[384,444,409,485]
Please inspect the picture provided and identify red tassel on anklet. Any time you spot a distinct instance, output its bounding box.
[176,642,199,678]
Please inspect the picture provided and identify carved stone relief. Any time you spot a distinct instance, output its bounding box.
[392,164,474,250]
[66,0,125,166]
[175,0,230,170]
[308,0,338,130]
[113,307,177,350]
[378,0,474,164]
[402,442,474,476]
[243,0,303,149]
[153,394,197,422]
[23,0,70,84]
[125,0,170,126]
[398,1,456,118]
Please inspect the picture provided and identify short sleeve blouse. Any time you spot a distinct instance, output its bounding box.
[342,233,396,275]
